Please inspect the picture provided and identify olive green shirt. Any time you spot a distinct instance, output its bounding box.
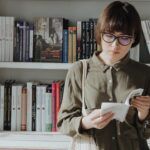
[57,51,150,150]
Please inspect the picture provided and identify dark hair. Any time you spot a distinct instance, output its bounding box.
[95,1,141,47]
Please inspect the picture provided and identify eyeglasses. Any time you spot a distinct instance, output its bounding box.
[101,32,134,46]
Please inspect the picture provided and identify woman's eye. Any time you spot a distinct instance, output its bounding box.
[105,34,114,38]
[121,36,129,40]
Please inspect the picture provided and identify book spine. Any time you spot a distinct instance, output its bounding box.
[4,81,8,130]
[0,85,4,131]
[72,27,77,62]
[32,85,36,131]
[1,17,5,62]
[27,82,33,131]
[41,86,47,132]
[68,27,73,63]
[36,86,42,131]
[7,80,13,130]
[55,81,60,131]
[11,85,17,131]
[76,21,82,61]
[0,17,2,62]
[16,85,22,131]
[89,20,94,56]
[62,29,68,63]
[81,21,86,59]
[52,82,56,132]
[25,24,30,62]
[9,17,14,62]
[5,17,10,62]
[45,91,52,131]
[85,21,90,58]
[29,24,34,62]
[21,87,27,131]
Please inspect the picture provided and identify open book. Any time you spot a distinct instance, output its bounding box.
[101,88,144,122]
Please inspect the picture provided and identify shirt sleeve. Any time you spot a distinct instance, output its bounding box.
[136,68,150,139]
[125,66,150,139]
[57,61,84,137]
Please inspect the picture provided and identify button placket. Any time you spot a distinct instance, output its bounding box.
[106,66,113,101]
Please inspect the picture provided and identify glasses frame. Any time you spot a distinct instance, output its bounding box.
[101,32,134,46]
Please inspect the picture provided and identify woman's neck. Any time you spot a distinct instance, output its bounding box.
[98,52,119,66]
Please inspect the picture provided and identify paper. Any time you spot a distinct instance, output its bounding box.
[101,88,144,122]
[125,88,144,105]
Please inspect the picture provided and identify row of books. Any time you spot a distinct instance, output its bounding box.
[0,80,64,132]
[0,16,149,63]
[129,27,150,63]
[0,17,14,62]
[140,20,150,63]
[0,16,98,63]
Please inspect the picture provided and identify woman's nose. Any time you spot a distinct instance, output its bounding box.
[111,38,119,47]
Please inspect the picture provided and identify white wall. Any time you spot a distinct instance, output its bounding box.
[0,0,150,22]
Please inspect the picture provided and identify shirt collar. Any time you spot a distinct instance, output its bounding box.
[91,51,130,72]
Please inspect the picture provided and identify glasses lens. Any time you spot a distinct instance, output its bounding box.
[102,33,115,43]
[118,36,132,46]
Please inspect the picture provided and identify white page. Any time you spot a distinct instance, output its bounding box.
[101,103,129,122]
[101,88,144,122]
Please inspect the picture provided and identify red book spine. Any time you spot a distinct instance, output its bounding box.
[55,81,60,131]
[52,82,56,132]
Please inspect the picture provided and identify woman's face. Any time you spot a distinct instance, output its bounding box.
[101,32,134,63]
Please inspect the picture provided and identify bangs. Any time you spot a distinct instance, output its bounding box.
[100,9,134,36]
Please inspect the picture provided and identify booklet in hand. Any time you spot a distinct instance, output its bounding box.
[101,88,144,122]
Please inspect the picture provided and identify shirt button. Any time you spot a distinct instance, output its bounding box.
[109,80,112,83]
[109,98,112,101]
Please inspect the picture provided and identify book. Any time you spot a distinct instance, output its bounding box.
[0,85,4,131]
[139,29,150,63]
[21,87,27,131]
[101,88,144,122]
[34,17,69,62]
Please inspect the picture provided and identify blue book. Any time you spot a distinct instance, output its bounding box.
[63,29,68,63]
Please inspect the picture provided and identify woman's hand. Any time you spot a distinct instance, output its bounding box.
[131,96,150,121]
[81,109,114,130]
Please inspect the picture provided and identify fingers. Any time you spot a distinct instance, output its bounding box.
[131,96,150,111]
[93,111,114,129]
[131,96,150,121]
[81,109,114,130]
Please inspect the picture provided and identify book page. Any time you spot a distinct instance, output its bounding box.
[101,88,144,122]
[101,103,129,122]
[125,88,144,105]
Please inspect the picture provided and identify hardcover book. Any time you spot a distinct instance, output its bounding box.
[34,17,69,62]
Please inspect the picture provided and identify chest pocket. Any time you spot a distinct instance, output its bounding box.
[84,77,110,109]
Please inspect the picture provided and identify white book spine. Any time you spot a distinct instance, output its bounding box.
[45,92,52,131]
[27,82,33,131]
[5,17,10,62]
[36,86,42,131]
[11,85,17,131]
[9,17,14,62]
[0,17,2,62]
[29,26,33,60]
[1,17,5,62]
[0,85,4,131]
[16,85,22,131]
[141,20,150,54]
[41,86,46,132]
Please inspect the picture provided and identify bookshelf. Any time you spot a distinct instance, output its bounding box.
[0,132,72,149]
[0,0,149,149]
[0,62,72,70]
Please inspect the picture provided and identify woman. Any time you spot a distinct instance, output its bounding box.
[57,1,150,150]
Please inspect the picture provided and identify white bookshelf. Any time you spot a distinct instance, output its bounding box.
[0,132,72,149]
[0,62,72,70]
[0,0,149,149]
